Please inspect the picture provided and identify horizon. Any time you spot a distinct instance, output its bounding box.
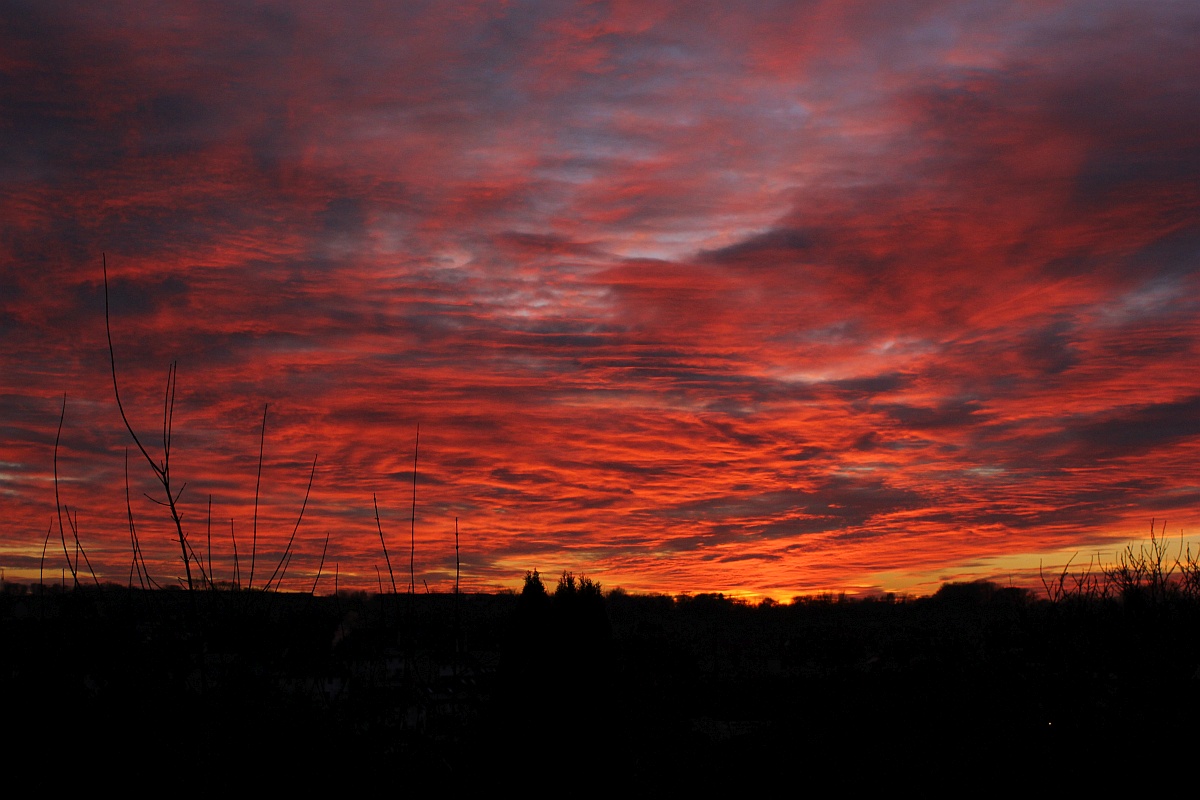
[2,1,1198,600]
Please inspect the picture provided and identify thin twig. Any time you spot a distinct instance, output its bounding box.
[264,453,318,591]
[104,257,156,470]
[207,495,213,590]
[104,255,194,591]
[374,493,397,594]
[64,506,101,587]
[249,403,267,590]
[181,529,211,590]
[125,450,145,589]
[311,530,331,596]
[230,519,240,588]
[53,394,78,588]
[410,423,419,595]
[125,450,158,590]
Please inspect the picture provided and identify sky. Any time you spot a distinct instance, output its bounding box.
[2,0,1198,598]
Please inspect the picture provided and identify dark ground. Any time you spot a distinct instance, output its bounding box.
[4,580,1199,787]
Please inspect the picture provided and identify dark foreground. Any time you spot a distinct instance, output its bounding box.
[4,581,1200,786]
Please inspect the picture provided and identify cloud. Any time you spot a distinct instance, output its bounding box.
[1,0,1198,596]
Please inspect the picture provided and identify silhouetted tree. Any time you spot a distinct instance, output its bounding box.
[511,569,551,666]
[934,579,1001,607]
[521,569,548,605]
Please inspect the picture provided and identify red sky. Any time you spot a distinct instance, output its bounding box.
[2,0,1198,598]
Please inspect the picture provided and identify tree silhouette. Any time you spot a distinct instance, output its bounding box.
[522,569,547,600]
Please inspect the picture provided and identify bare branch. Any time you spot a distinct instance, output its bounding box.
[264,453,318,592]
[249,403,267,590]
[125,450,149,590]
[206,496,213,590]
[53,394,78,588]
[374,493,397,594]
[410,423,419,595]
[64,505,101,588]
[311,530,331,596]
[104,255,194,591]
[104,255,158,475]
[230,518,240,588]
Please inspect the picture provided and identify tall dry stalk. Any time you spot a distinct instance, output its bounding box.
[125,450,154,589]
[374,493,397,594]
[409,423,419,595]
[248,404,267,590]
[311,530,331,595]
[262,454,318,591]
[53,395,78,588]
[230,519,240,588]
[206,496,212,589]
[65,506,101,588]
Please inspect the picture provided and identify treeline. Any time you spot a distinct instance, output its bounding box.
[5,554,1200,784]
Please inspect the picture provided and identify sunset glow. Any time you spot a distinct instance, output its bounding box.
[3,1,1198,597]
